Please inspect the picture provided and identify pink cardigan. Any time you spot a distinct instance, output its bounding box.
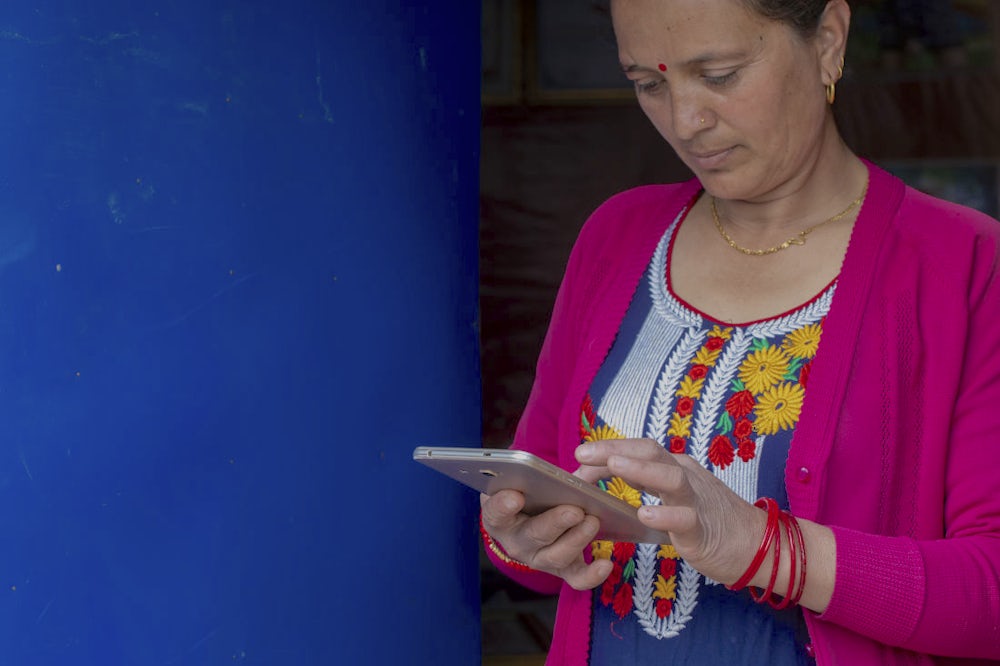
[488,162,1000,664]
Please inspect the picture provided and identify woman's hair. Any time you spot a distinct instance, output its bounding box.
[739,0,828,38]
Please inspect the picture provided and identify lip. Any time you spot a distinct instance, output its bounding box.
[688,146,735,170]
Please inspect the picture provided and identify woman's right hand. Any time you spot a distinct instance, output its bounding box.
[480,489,614,590]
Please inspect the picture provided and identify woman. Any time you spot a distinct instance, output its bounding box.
[480,0,1000,663]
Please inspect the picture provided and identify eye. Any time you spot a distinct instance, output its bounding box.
[703,70,738,87]
[634,79,664,95]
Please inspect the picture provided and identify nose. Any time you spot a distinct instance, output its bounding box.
[670,91,710,141]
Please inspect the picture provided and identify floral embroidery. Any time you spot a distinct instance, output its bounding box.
[605,477,643,507]
[581,314,824,639]
[708,434,736,469]
[586,424,625,442]
[754,382,805,435]
[782,323,822,359]
[666,326,732,449]
[738,344,789,394]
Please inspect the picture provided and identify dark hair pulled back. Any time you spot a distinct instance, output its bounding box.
[739,0,828,38]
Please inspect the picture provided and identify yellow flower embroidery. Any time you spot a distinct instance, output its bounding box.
[675,376,706,399]
[667,413,692,438]
[653,574,677,601]
[657,544,679,559]
[739,346,790,394]
[692,346,722,367]
[606,477,643,508]
[754,382,805,435]
[584,424,624,442]
[710,325,733,341]
[783,324,822,359]
[592,540,613,560]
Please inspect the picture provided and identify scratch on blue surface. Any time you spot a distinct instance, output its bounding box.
[19,450,33,481]
[80,31,137,46]
[36,600,53,624]
[163,627,219,665]
[315,50,334,124]
[155,272,256,329]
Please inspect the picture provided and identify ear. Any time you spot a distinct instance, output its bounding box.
[814,0,851,86]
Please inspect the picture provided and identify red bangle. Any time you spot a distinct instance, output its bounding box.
[756,509,808,609]
[750,506,781,604]
[787,512,807,607]
[770,511,797,610]
[728,497,779,591]
[479,515,533,573]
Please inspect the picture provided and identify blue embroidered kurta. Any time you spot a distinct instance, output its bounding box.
[582,223,825,664]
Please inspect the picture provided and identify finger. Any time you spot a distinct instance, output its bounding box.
[530,514,601,570]
[576,438,665,466]
[573,464,611,484]
[637,503,698,535]
[561,557,614,591]
[607,455,687,497]
[480,489,526,531]
[518,504,587,552]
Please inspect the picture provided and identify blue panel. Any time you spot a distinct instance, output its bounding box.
[0,1,481,663]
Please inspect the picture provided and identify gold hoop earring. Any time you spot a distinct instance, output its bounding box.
[827,57,845,105]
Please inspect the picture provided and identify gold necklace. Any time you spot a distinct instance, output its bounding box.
[711,183,868,257]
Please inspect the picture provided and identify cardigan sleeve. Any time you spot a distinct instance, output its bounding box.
[816,208,1000,659]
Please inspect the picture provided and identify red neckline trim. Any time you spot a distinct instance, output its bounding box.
[664,190,839,327]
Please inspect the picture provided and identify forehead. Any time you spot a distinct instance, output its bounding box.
[611,0,775,59]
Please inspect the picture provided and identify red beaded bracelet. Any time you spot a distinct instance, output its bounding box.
[728,497,780,591]
[479,515,534,573]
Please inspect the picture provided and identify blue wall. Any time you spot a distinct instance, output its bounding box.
[0,1,482,663]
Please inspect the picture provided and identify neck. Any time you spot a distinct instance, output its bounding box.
[714,129,868,236]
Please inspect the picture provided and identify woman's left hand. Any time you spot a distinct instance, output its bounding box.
[575,438,767,587]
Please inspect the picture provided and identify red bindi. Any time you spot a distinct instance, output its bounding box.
[658,63,667,72]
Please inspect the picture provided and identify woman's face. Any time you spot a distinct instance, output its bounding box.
[611,0,832,202]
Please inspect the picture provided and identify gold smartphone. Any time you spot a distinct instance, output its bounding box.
[413,446,670,544]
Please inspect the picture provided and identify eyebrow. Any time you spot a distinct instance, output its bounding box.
[621,50,749,73]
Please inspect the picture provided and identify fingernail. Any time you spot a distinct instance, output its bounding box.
[577,443,594,459]
[501,496,517,512]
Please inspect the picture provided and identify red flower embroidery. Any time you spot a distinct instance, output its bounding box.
[613,583,634,618]
[708,435,736,469]
[799,362,812,388]
[655,598,673,619]
[705,337,725,351]
[726,390,755,418]
[676,396,694,417]
[660,558,677,579]
[733,417,754,440]
[600,577,617,605]
[669,436,687,454]
[613,542,637,562]
[688,364,709,380]
[737,439,757,462]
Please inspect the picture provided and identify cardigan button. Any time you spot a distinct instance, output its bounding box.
[805,643,816,658]
[796,466,812,483]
